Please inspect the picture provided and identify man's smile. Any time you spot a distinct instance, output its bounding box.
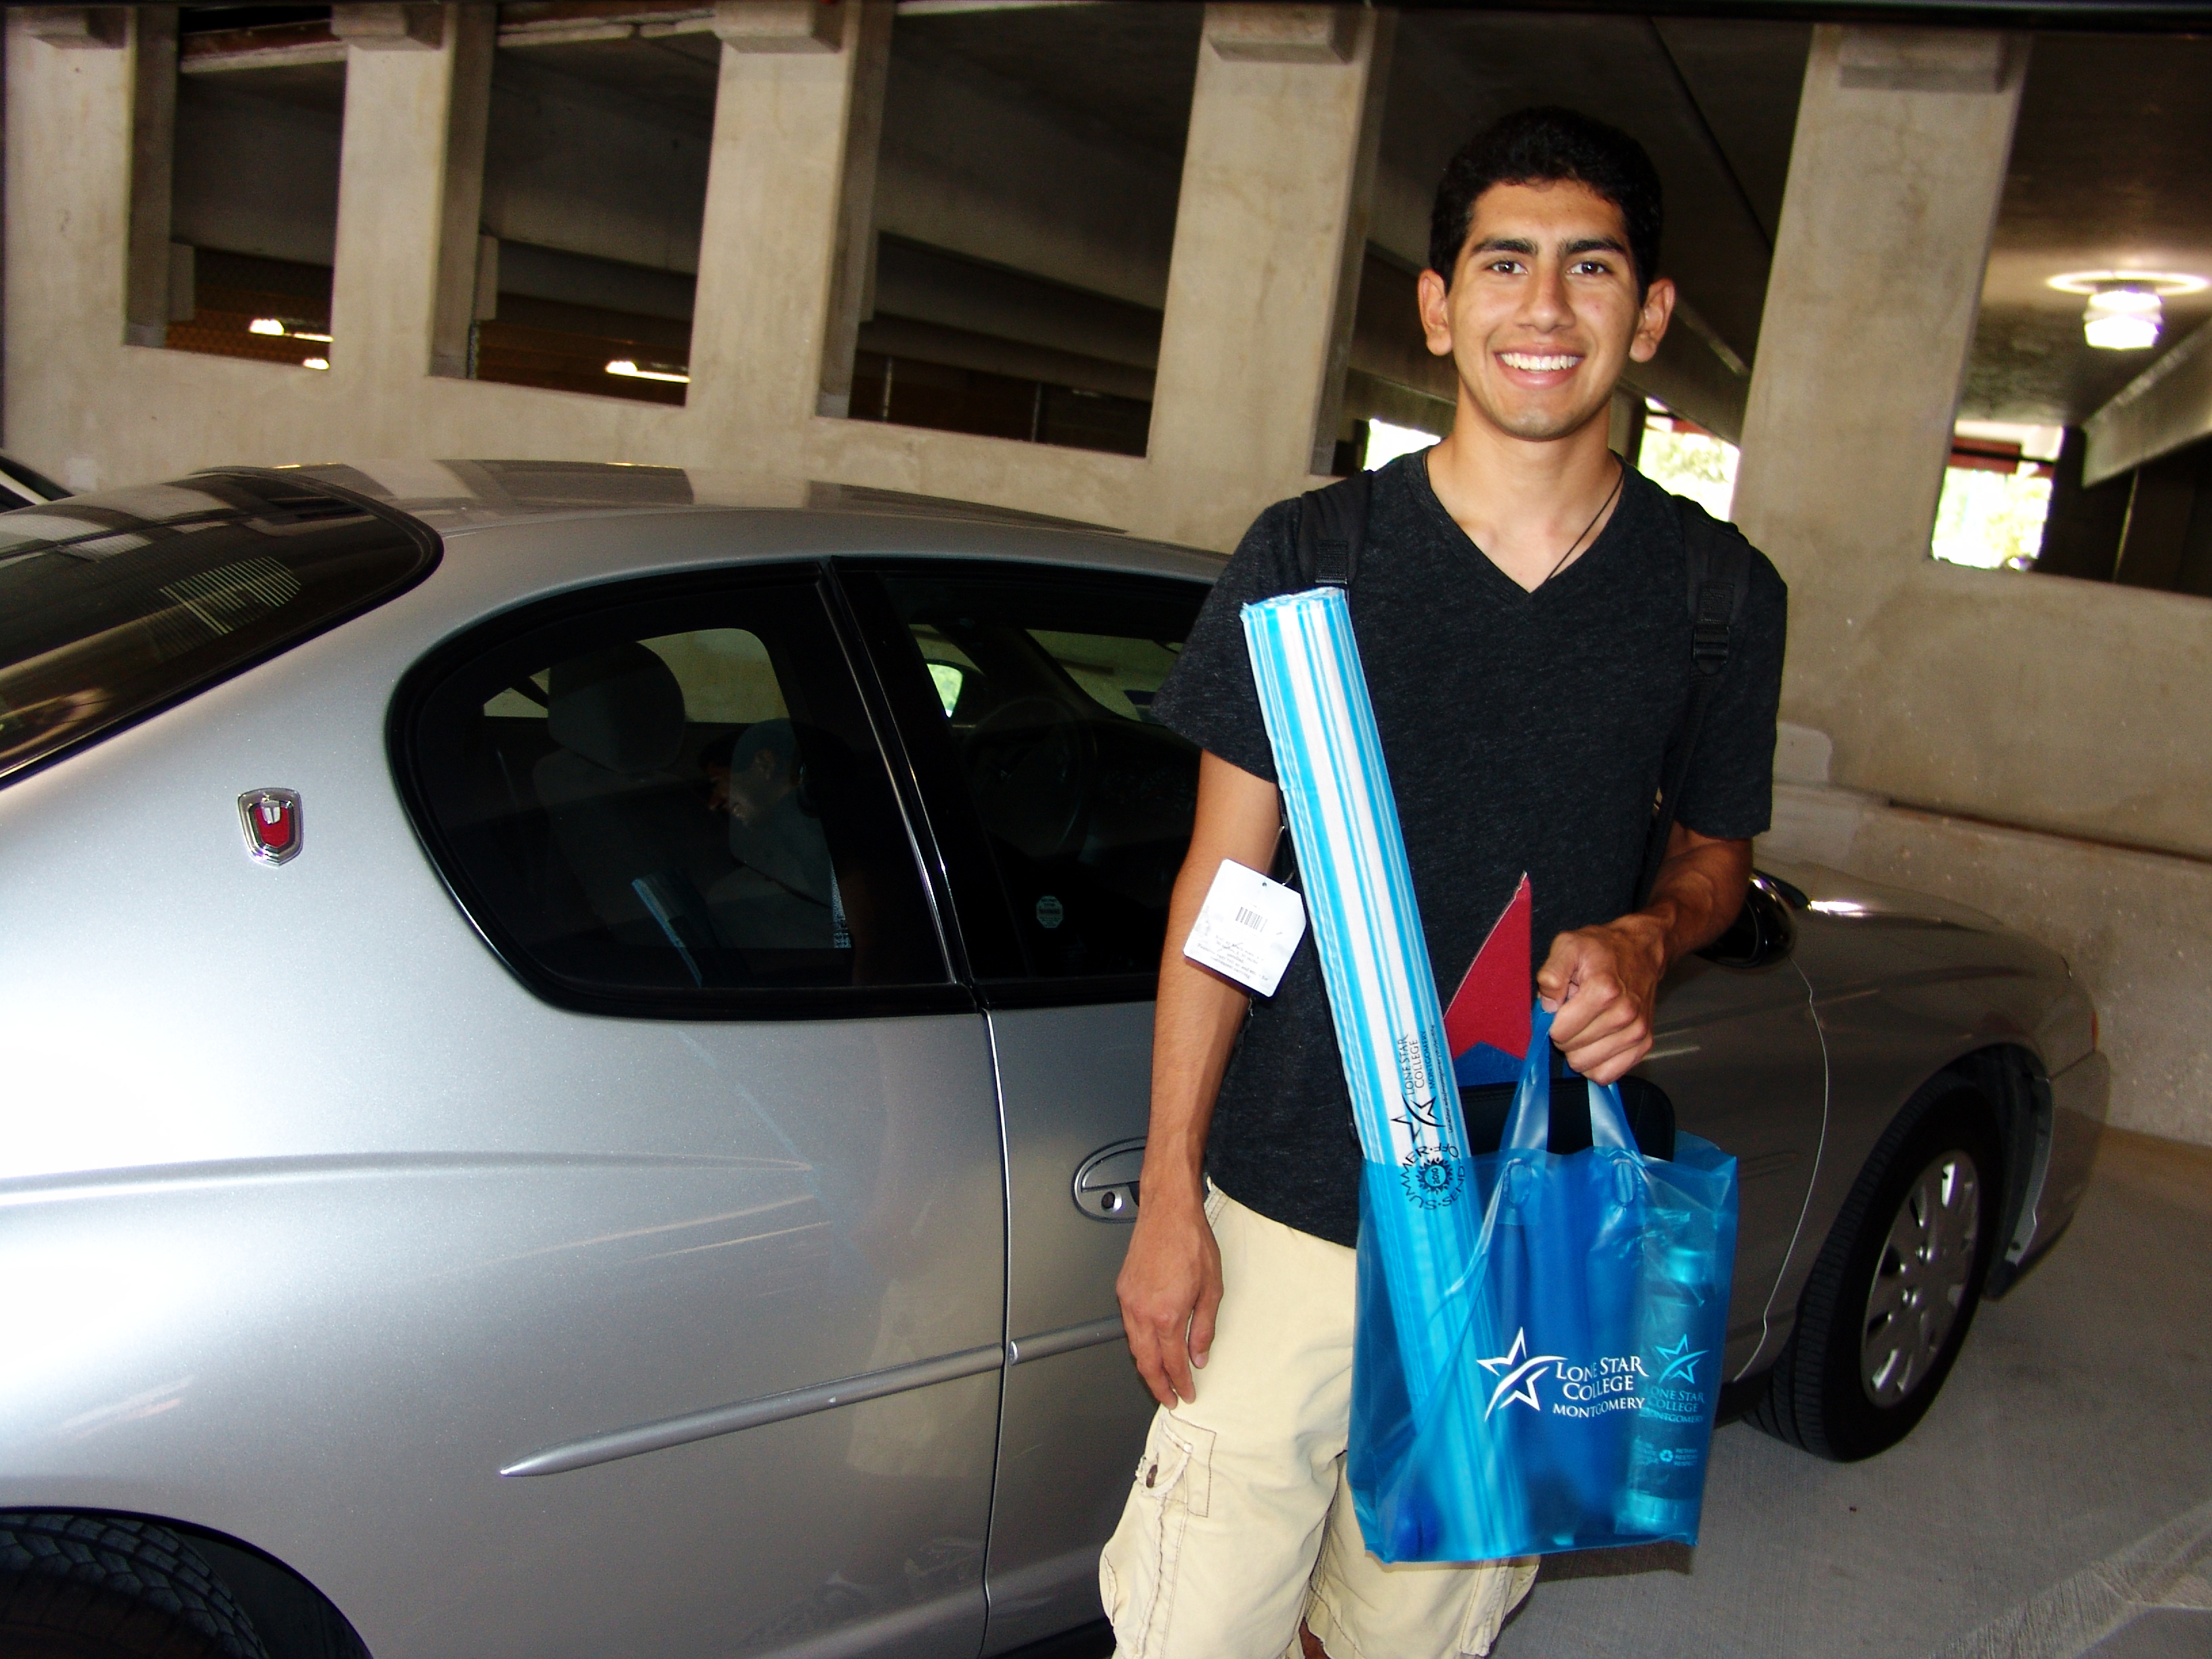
[1496,350,1583,373]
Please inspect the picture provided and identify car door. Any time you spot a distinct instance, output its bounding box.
[385,563,1008,1658]
[1637,876,1830,1375]
[838,559,1206,1654]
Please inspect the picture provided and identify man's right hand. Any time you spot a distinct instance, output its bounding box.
[1117,1187,1223,1407]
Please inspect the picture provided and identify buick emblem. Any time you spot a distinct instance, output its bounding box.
[238,789,304,865]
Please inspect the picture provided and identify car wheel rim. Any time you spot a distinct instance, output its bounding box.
[1860,1148,1982,1408]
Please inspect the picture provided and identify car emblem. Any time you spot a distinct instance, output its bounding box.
[237,789,304,865]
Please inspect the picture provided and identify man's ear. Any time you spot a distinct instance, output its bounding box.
[1416,267,1455,359]
[1628,276,1676,365]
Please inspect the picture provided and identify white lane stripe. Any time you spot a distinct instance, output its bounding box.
[1927,1496,2212,1659]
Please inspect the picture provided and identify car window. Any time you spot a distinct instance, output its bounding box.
[877,569,1204,982]
[399,575,948,1010]
[0,472,436,785]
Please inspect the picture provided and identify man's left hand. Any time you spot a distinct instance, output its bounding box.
[1536,827,1755,1084]
[1537,916,1668,1084]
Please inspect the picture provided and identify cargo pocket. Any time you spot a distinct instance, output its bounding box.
[1456,1557,1538,1656]
[1098,1410,1216,1659]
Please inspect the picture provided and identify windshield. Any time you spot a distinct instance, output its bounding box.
[0,471,438,785]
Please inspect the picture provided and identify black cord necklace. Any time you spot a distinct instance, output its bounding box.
[1538,459,1625,588]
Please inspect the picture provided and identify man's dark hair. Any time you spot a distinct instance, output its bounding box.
[1428,106,1663,299]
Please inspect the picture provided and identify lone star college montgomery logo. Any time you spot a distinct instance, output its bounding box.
[1652,1334,1706,1386]
[1477,1328,1565,1418]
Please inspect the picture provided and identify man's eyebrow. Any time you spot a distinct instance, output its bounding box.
[1467,234,1629,259]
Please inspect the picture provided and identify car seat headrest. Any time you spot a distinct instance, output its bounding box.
[546,642,687,775]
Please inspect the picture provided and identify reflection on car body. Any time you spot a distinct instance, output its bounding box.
[0,462,2107,1659]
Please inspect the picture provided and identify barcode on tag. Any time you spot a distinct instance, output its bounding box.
[1183,858,1307,998]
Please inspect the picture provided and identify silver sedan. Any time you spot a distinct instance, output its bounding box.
[0,463,2108,1659]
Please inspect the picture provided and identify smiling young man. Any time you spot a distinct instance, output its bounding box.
[1097,109,1786,1658]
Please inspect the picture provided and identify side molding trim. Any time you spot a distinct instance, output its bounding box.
[1006,1315,1127,1366]
[501,1343,1006,1477]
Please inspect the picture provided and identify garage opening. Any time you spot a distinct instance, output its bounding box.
[472,11,718,405]
[160,6,346,373]
[836,1,1202,457]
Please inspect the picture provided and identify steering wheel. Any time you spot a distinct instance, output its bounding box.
[962,696,1095,862]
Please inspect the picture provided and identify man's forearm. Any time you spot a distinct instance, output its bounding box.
[1637,826,1754,967]
[1141,947,1249,1210]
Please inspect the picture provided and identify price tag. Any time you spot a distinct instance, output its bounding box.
[1183,858,1307,997]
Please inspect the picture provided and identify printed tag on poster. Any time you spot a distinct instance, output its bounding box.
[1183,858,1307,997]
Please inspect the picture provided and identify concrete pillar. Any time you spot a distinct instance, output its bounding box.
[686,0,869,452]
[121,5,176,348]
[1135,4,1389,548]
[426,5,493,380]
[328,5,462,413]
[814,0,890,419]
[6,9,136,487]
[1730,25,2026,770]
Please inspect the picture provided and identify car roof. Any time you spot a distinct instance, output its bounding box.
[275,459,1227,582]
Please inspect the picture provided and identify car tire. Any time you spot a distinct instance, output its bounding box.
[1747,1081,2002,1462]
[0,1512,270,1659]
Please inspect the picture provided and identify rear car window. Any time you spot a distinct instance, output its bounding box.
[0,472,438,785]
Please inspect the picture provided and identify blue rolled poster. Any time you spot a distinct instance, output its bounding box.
[1240,587,1480,1404]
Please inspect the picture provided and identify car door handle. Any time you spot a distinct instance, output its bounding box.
[1072,1139,1145,1221]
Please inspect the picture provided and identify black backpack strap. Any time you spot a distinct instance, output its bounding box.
[1637,497,1752,906]
[1295,470,1374,590]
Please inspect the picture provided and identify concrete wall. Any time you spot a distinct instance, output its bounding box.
[1763,779,2209,1144]
[1736,26,2212,1147]
[2,5,1348,538]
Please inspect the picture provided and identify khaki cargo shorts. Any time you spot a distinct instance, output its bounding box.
[1099,1189,1536,1659]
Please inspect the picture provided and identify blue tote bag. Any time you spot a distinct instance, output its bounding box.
[1348,1004,1740,1563]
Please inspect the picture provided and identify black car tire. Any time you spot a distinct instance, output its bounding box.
[0,1512,270,1659]
[1748,1081,2003,1461]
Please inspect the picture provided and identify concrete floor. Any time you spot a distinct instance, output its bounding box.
[1502,1128,2212,1659]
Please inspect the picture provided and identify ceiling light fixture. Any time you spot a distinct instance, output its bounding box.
[2046,270,2207,351]
[606,359,690,384]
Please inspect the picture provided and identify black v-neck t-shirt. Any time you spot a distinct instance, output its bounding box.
[1150,451,1787,1247]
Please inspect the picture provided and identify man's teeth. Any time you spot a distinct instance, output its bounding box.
[1500,352,1580,371]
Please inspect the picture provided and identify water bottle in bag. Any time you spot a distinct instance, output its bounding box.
[1620,1240,1723,1535]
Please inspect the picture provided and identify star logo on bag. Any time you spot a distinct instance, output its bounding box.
[1477,1328,1565,1418]
[1652,1334,1706,1385]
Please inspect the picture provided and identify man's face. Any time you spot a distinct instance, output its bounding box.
[1418,179,1673,445]
[721,747,792,828]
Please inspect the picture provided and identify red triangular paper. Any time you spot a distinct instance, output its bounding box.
[1445,874,1532,1062]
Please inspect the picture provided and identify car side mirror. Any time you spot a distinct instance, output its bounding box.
[1697,872,1798,970]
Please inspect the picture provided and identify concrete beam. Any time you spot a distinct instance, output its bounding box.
[122,7,177,350]
[427,5,493,380]
[19,8,125,51]
[1207,5,1355,65]
[331,5,444,52]
[713,1,842,54]
[1136,4,1386,547]
[2083,319,2212,487]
